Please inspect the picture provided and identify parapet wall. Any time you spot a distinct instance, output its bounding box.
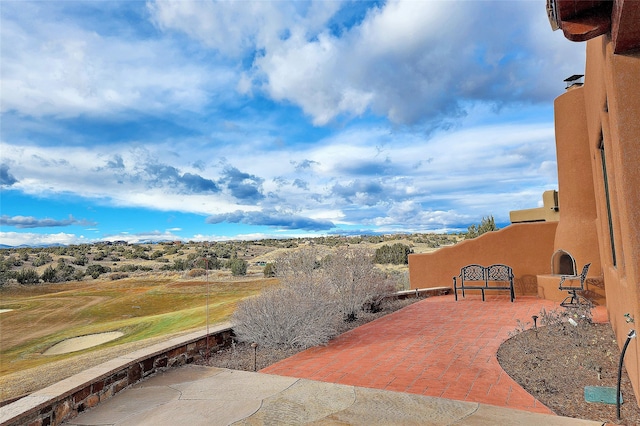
[409,222,558,295]
[0,324,234,426]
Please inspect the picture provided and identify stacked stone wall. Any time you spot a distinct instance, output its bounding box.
[0,326,233,426]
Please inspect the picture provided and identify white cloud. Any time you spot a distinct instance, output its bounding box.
[0,112,557,232]
[151,0,583,126]
[0,2,231,118]
[0,232,90,247]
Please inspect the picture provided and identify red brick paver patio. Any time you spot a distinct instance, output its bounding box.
[261,294,608,415]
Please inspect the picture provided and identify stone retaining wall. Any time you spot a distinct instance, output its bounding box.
[0,323,234,426]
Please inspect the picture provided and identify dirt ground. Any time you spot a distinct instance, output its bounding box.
[498,319,640,425]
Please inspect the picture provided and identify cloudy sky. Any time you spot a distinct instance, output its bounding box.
[1,0,585,246]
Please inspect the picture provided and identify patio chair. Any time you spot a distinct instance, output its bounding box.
[559,263,591,308]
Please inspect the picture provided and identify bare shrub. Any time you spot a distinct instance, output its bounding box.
[322,246,396,321]
[232,246,399,349]
[538,305,594,343]
[187,268,206,277]
[273,246,319,284]
[232,258,339,348]
[109,272,129,280]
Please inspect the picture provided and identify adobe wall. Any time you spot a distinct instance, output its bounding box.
[552,86,602,279]
[408,222,558,296]
[582,36,640,403]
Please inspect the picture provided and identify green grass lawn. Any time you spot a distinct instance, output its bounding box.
[0,276,278,376]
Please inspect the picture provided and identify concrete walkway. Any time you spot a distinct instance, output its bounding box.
[65,365,601,425]
[65,295,608,425]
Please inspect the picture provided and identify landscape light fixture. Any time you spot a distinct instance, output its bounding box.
[617,329,637,420]
[251,342,258,372]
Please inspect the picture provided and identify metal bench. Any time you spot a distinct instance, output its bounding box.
[559,263,591,308]
[453,264,515,302]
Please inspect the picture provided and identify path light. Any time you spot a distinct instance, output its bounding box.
[532,315,538,338]
[617,329,637,420]
[251,342,258,372]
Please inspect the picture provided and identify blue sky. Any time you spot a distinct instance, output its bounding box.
[0,0,585,246]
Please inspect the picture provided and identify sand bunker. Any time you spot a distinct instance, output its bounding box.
[0,309,14,314]
[44,331,124,355]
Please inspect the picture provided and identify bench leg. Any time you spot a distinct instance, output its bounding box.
[453,278,458,301]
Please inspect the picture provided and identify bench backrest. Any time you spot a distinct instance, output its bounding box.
[460,264,485,281]
[486,264,513,282]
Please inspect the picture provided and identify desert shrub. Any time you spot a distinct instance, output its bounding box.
[16,268,40,284]
[187,268,206,277]
[117,264,139,272]
[57,264,77,282]
[233,285,339,349]
[323,246,396,321]
[32,253,53,267]
[73,255,88,266]
[41,265,58,282]
[373,243,413,265]
[263,262,275,277]
[164,246,178,255]
[92,251,106,261]
[0,270,17,286]
[7,256,23,267]
[172,258,189,271]
[73,269,85,281]
[233,246,398,348]
[465,215,498,239]
[86,264,111,279]
[40,264,76,282]
[193,256,221,270]
[109,272,128,280]
[228,258,247,276]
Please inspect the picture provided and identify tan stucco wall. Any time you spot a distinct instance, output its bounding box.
[552,84,602,280]
[509,190,560,223]
[581,36,640,403]
[408,222,558,296]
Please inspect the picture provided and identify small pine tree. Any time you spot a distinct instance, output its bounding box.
[263,262,276,277]
[228,258,247,276]
[465,216,498,239]
[373,243,413,264]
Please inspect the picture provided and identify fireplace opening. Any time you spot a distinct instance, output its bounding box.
[552,250,576,275]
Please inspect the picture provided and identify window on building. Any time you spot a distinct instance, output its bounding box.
[599,136,617,266]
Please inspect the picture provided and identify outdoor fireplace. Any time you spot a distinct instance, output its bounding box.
[551,249,576,275]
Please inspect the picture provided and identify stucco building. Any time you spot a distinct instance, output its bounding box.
[409,0,640,403]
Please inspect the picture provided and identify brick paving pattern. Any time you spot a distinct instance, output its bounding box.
[262,294,608,415]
